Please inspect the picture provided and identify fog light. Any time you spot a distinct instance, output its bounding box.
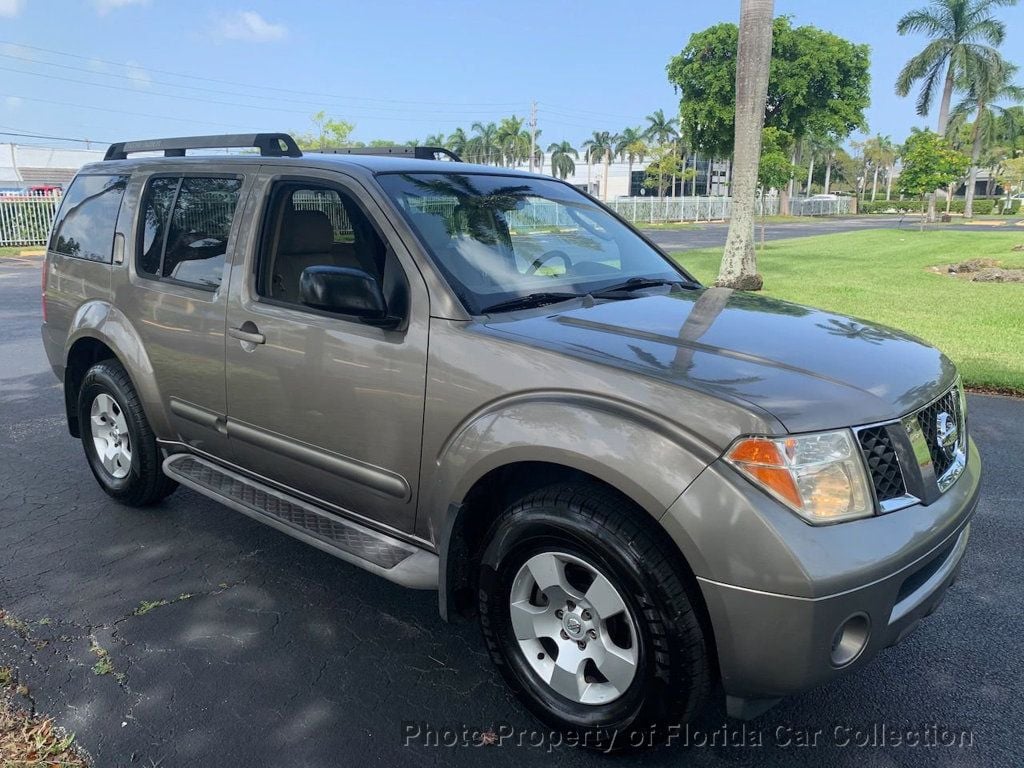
[831,613,870,667]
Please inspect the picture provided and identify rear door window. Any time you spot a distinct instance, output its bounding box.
[137,176,242,290]
[49,175,128,263]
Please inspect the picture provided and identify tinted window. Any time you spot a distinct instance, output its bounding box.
[137,176,242,290]
[50,175,128,262]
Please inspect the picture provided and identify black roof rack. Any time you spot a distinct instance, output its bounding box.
[314,146,461,162]
[104,133,302,161]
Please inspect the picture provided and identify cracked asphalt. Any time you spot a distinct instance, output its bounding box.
[1,253,1022,766]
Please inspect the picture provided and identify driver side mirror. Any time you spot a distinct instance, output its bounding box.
[299,266,396,326]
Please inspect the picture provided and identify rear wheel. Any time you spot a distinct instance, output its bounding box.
[478,482,710,749]
[78,359,177,507]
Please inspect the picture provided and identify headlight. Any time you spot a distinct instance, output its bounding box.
[725,430,874,524]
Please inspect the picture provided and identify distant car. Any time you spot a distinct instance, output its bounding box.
[807,193,840,201]
[28,185,62,195]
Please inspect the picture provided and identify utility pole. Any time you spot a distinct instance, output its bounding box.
[529,101,537,174]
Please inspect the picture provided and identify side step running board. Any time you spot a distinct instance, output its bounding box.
[163,454,438,589]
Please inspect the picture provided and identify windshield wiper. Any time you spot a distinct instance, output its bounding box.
[590,276,694,298]
[480,292,580,314]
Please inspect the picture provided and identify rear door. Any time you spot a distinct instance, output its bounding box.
[112,165,254,457]
[222,167,430,534]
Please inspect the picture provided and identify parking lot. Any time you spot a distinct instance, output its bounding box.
[1,253,1021,766]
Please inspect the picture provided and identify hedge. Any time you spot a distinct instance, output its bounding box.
[859,198,1021,215]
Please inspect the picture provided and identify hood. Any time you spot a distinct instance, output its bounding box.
[484,288,957,433]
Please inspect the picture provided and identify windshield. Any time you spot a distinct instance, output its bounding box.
[377,172,692,314]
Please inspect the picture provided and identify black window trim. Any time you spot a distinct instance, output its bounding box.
[48,172,130,264]
[134,172,244,293]
[250,175,408,327]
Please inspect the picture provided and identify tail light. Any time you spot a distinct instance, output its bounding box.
[41,259,48,323]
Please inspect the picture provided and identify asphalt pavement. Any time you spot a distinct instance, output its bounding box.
[0,252,1021,766]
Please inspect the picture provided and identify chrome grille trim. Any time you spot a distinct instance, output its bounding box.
[854,380,968,512]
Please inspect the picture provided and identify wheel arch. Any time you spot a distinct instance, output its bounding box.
[63,302,169,439]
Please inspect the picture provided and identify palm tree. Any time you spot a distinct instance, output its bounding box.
[895,0,1017,220]
[496,116,526,167]
[469,121,499,165]
[953,57,1024,216]
[548,141,578,179]
[425,133,446,147]
[446,128,469,158]
[863,134,899,201]
[718,0,774,290]
[616,127,648,195]
[644,110,680,198]
[580,131,619,201]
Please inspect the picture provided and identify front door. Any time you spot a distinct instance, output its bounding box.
[223,169,429,534]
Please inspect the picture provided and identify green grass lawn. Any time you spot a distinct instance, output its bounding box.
[673,229,1024,394]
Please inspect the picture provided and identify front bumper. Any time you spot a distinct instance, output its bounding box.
[662,438,981,710]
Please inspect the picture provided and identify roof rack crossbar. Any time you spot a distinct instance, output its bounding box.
[104,133,302,161]
[314,146,461,162]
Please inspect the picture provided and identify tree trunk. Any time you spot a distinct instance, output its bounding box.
[824,154,833,194]
[718,0,774,290]
[886,166,893,201]
[627,158,634,196]
[871,165,879,202]
[706,157,714,195]
[787,149,797,200]
[964,102,984,219]
[691,153,699,196]
[806,153,814,196]
[603,154,611,201]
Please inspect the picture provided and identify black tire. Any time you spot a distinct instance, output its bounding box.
[478,482,710,750]
[77,359,177,507]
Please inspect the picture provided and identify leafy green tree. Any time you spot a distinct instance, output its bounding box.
[548,141,578,179]
[425,133,447,147]
[995,155,1024,207]
[898,129,971,227]
[293,111,356,151]
[758,139,797,248]
[667,17,870,161]
[643,144,691,196]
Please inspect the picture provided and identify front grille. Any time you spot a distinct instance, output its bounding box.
[917,386,964,479]
[858,426,906,502]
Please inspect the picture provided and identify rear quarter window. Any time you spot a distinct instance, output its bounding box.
[48,175,128,263]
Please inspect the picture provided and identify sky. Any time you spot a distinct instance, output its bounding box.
[1,0,1023,153]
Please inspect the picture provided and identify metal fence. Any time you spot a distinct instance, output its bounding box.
[605,195,851,223]
[0,190,854,248]
[0,192,62,247]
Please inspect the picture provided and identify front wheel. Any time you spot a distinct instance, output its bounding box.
[478,483,710,749]
[78,359,177,507]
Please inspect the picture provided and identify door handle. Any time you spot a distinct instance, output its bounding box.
[228,325,265,345]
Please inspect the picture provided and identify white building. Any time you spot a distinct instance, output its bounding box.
[548,157,731,199]
[0,144,105,192]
